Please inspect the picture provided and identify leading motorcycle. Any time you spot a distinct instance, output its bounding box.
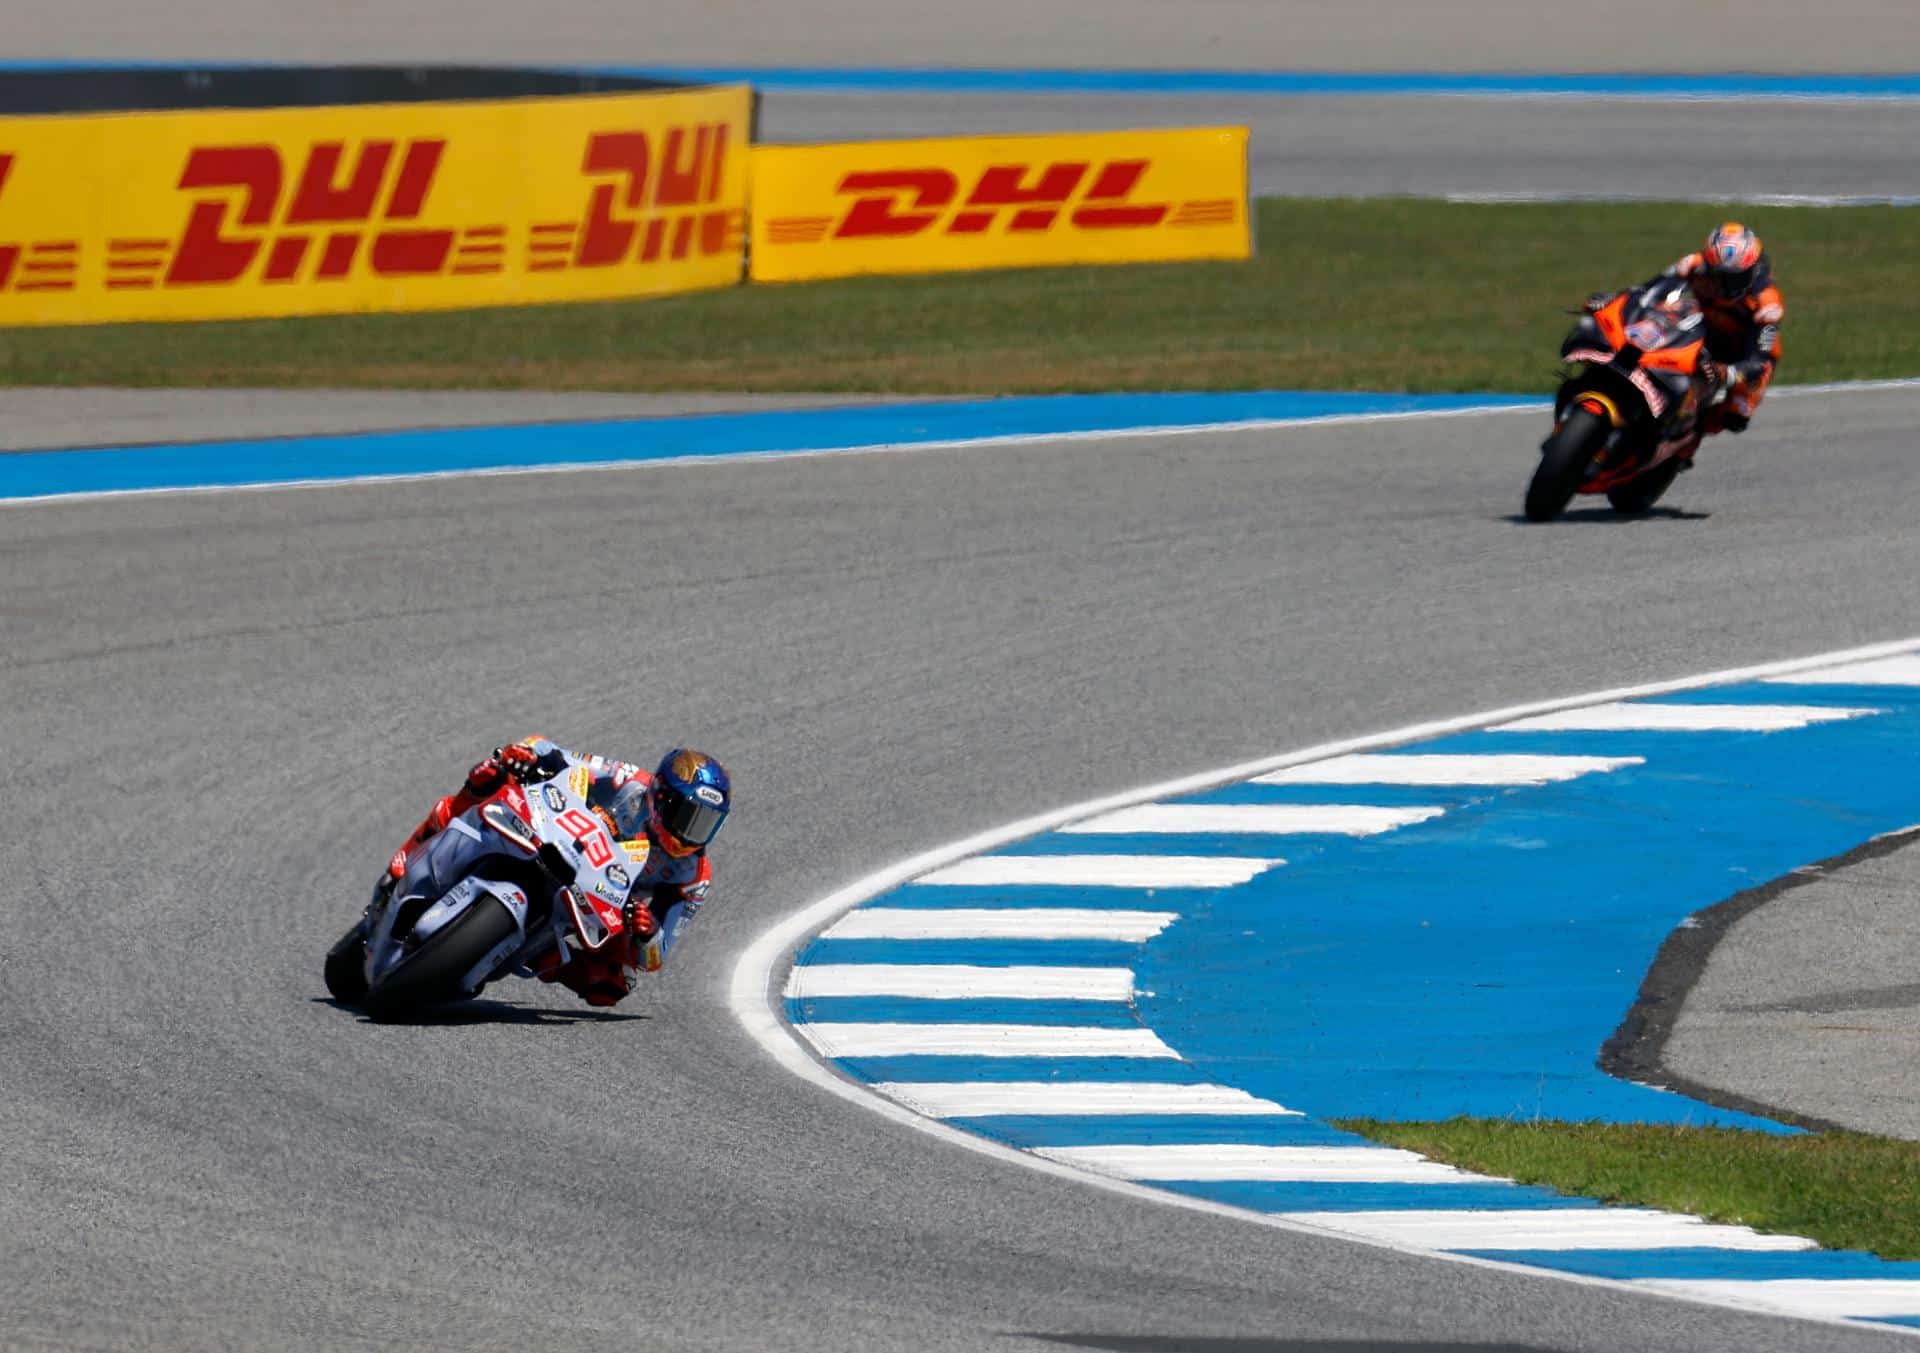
[1524,279,1727,522]
[324,769,654,1020]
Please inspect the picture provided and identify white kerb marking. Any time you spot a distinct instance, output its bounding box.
[915,855,1280,887]
[1766,654,1920,686]
[731,635,1920,1339]
[819,908,1177,942]
[786,964,1134,1001]
[1059,803,1443,837]
[1257,753,1644,786]
[1491,702,1876,733]
[872,1081,1300,1118]
[795,1023,1179,1059]
[1032,1144,1494,1183]
[1632,1279,1920,1319]
[1284,1210,1815,1253]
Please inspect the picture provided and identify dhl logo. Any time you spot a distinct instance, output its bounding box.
[765,159,1237,245]
[528,125,742,270]
[0,85,753,324]
[143,137,492,288]
[0,122,743,295]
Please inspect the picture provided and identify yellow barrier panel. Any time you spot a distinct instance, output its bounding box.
[0,86,752,326]
[749,127,1250,283]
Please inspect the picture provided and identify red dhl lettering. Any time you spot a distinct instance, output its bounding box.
[543,125,739,270]
[143,125,737,288]
[814,160,1187,241]
[162,138,466,286]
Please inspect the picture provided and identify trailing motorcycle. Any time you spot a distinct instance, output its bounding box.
[1524,279,1727,522]
[324,771,653,1020]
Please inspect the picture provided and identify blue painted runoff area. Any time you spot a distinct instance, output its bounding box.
[0,391,1537,502]
[786,660,1920,1311]
[1140,694,1920,1128]
[613,66,1920,101]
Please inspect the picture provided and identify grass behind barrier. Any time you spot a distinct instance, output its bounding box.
[4,199,1917,393]
[1341,1118,1920,1260]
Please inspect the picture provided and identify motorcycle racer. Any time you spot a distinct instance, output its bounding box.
[1582,222,1784,436]
[380,737,730,1007]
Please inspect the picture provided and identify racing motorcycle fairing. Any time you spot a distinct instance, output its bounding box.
[351,759,653,1011]
[1553,280,1720,490]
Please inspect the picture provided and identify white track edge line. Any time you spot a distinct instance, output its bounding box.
[729,633,1920,1339]
[9,376,1916,508]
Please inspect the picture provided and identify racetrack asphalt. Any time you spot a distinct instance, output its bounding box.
[1662,829,1920,1140]
[12,3,1920,204]
[6,387,1920,1352]
[11,0,1919,72]
[759,95,1920,202]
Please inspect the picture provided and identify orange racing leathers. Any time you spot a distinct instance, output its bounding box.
[1664,250,1785,432]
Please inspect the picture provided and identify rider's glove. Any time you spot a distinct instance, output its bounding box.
[463,756,509,796]
[1722,411,1750,435]
[494,743,548,781]
[1583,291,1611,314]
[623,896,658,942]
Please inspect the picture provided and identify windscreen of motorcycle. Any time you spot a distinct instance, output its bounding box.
[1624,285,1705,351]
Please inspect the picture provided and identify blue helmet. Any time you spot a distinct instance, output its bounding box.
[651,748,731,853]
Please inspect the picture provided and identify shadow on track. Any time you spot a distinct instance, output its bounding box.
[1504,506,1711,525]
[1028,1337,1558,1352]
[311,996,647,1026]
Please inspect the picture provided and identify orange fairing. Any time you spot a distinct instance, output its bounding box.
[1639,340,1704,375]
[1594,295,1629,349]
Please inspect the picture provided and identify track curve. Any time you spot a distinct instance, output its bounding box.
[6,387,1920,1351]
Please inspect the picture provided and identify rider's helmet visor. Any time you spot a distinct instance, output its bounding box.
[657,784,727,847]
[1710,264,1756,299]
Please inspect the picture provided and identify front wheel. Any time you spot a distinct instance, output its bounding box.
[324,923,370,1004]
[1607,458,1684,515]
[362,896,519,1022]
[1525,407,1610,522]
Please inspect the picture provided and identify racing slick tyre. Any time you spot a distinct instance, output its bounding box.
[323,923,371,1004]
[362,896,518,1022]
[1606,458,1684,515]
[1525,407,1609,522]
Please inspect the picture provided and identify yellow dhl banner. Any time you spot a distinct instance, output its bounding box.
[0,86,752,326]
[749,127,1250,283]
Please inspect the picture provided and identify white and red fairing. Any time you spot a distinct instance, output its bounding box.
[363,770,654,999]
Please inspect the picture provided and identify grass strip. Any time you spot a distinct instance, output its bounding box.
[4,199,1916,394]
[1340,1117,1920,1260]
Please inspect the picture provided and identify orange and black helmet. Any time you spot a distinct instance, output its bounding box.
[1700,222,1765,300]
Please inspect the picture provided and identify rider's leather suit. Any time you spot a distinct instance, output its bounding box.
[1664,250,1786,429]
[390,737,712,1007]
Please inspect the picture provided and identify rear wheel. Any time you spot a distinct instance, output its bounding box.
[362,896,519,1022]
[324,923,370,1004]
[1606,458,1684,515]
[1525,406,1610,522]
